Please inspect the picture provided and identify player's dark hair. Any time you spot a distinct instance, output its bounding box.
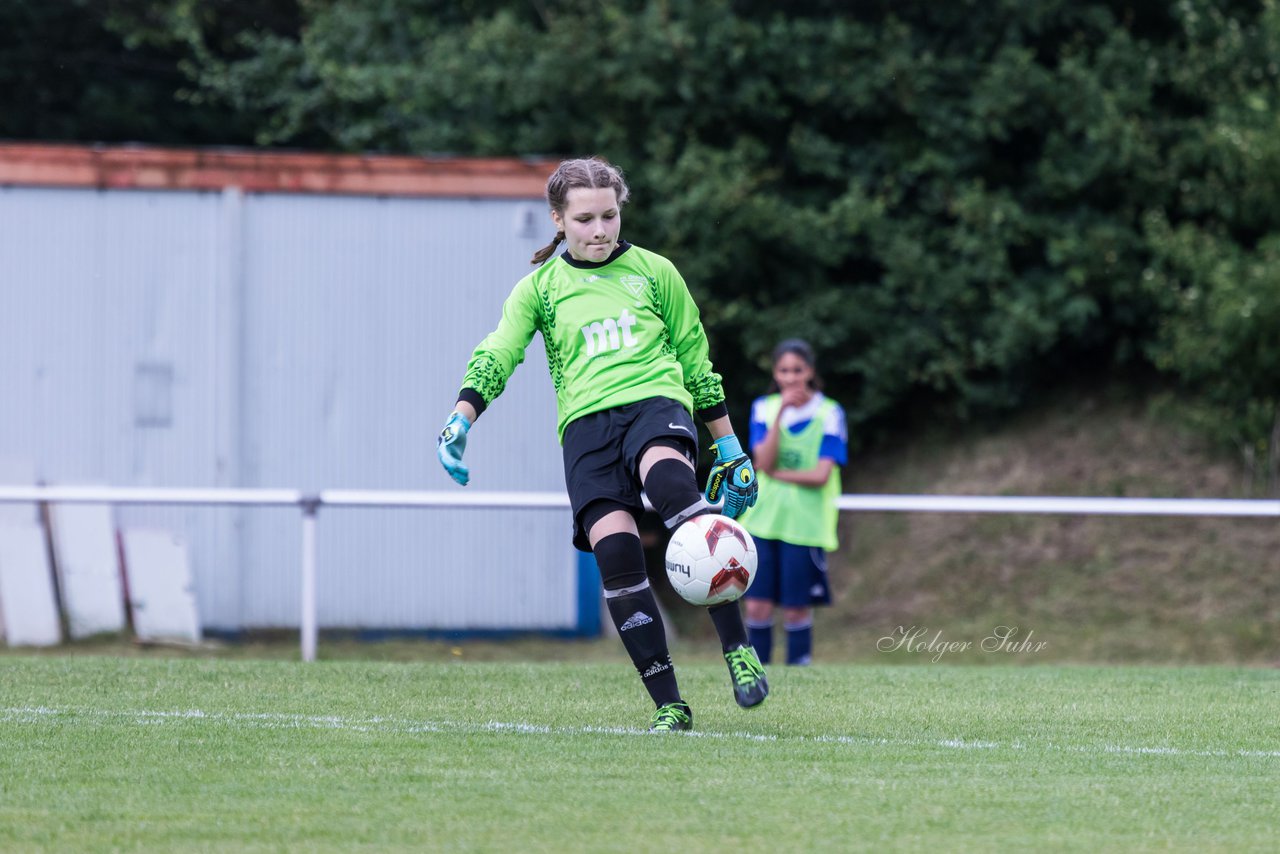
[530,157,631,265]
[768,338,823,392]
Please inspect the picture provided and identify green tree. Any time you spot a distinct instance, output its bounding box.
[0,0,292,144]
[1140,0,1280,485]
[10,0,1279,469]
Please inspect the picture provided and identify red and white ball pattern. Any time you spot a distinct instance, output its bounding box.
[664,514,758,606]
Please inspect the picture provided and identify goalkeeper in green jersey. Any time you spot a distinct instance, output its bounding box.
[436,157,766,732]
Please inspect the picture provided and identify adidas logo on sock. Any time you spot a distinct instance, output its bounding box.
[619,611,654,631]
[642,660,671,678]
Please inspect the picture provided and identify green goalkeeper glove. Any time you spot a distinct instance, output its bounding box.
[703,434,758,518]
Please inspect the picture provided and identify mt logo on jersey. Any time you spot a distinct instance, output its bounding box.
[580,309,640,357]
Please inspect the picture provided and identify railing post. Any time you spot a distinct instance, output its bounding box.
[300,495,320,662]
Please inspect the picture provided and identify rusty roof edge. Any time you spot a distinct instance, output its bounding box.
[0,141,557,199]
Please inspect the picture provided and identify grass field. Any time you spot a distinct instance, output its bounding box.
[2,655,1277,852]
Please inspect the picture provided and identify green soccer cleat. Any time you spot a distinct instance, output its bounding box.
[724,644,769,708]
[649,702,693,733]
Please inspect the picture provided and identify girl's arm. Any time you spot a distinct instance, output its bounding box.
[752,407,784,475]
[765,457,836,488]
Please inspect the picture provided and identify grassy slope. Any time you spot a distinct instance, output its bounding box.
[815,387,1280,666]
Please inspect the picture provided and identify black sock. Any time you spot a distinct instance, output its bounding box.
[606,587,681,706]
[595,532,682,707]
[707,600,749,652]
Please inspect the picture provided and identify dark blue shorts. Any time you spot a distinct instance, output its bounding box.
[562,397,697,552]
[745,535,832,607]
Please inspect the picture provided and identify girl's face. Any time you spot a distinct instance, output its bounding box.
[773,352,814,396]
[552,186,621,262]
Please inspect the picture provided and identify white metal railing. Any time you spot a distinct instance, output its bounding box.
[2,486,1278,661]
[834,494,1280,516]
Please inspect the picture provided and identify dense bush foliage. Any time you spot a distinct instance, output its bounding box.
[6,0,1278,474]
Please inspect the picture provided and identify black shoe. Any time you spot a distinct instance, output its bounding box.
[725,644,769,708]
[649,701,693,732]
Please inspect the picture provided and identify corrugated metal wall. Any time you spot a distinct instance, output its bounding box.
[0,183,576,632]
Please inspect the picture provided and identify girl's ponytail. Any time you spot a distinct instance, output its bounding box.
[530,230,565,265]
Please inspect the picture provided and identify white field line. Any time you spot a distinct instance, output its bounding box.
[3,705,1278,760]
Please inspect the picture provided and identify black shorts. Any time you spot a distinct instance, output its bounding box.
[562,397,698,552]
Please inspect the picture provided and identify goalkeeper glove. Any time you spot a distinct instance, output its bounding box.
[437,411,471,486]
[703,434,758,519]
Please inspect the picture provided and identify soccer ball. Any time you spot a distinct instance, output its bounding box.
[664,514,758,606]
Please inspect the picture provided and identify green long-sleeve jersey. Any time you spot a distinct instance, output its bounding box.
[459,242,726,442]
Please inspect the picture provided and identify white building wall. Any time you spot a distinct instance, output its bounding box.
[0,183,575,632]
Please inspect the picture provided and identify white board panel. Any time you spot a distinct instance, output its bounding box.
[0,458,39,641]
[121,529,201,642]
[47,502,126,638]
[0,458,37,525]
[0,524,63,646]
